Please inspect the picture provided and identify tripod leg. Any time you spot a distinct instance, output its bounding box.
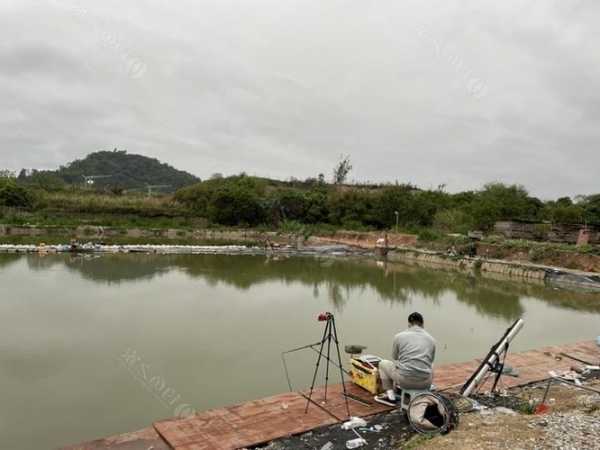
[305,319,330,414]
[332,317,351,417]
[324,323,332,402]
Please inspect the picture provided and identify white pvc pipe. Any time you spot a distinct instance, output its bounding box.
[462,319,524,397]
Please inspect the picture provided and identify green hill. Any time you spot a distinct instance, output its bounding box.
[19,150,199,192]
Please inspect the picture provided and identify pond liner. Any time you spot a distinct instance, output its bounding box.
[545,268,600,292]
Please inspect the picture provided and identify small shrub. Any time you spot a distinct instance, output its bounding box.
[340,219,373,231]
[418,228,443,242]
[433,208,474,234]
[528,245,554,262]
[0,182,35,208]
[82,227,96,236]
[533,223,551,239]
[279,220,305,233]
[518,401,536,415]
[207,186,265,226]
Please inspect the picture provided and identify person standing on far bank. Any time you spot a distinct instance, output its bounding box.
[374,312,436,407]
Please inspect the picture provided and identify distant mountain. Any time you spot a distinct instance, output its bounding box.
[20,150,199,192]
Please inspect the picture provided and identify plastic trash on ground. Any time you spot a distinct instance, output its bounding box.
[341,417,367,430]
[345,437,367,449]
[549,369,584,382]
[494,406,518,416]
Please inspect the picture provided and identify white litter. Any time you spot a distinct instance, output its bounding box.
[341,417,367,430]
[494,406,518,416]
[345,437,367,449]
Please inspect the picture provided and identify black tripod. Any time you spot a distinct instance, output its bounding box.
[304,312,350,416]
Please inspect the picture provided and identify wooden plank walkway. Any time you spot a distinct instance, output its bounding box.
[63,340,599,450]
[153,384,391,450]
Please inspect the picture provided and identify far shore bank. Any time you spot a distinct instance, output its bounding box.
[1,223,599,268]
[1,231,600,293]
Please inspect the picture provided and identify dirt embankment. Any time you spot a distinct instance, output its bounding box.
[477,243,600,273]
[310,232,600,275]
[2,224,599,277]
[261,378,600,450]
[308,231,417,249]
[0,225,419,251]
[414,379,600,450]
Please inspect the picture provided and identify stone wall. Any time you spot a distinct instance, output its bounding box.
[494,221,600,244]
[387,247,548,283]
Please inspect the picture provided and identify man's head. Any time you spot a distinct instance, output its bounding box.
[408,312,424,327]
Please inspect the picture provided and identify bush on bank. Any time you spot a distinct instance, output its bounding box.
[0,178,35,208]
[3,173,600,236]
[175,176,585,231]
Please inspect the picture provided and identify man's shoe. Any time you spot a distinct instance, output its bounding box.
[374,393,399,407]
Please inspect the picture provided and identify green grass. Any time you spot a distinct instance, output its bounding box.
[277,220,339,238]
[0,204,204,230]
[0,189,198,229]
[0,235,260,247]
[1,189,598,260]
[401,434,432,449]
[38,190,185,214]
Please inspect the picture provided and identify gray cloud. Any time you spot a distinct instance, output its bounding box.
[1,0,599,198]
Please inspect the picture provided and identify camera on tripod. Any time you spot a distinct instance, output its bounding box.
[318,312,333,322]
[280,312,351,417]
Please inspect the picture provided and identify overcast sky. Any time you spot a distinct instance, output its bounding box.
[1,0,598,198]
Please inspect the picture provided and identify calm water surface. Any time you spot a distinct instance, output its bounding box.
[1,253,599,449]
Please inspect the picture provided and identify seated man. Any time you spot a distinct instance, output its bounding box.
[375,312,436,407]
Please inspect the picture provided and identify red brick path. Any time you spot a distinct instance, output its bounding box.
[63,340,599,450]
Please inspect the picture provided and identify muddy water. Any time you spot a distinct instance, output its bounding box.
[1,253,599,449]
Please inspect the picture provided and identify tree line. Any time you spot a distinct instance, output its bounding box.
[2,168,599,233]
[174,174,600,231]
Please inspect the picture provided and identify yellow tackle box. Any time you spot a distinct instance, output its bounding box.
[349,354,383,394]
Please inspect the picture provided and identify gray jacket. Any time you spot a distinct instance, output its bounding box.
[392,326,436,380]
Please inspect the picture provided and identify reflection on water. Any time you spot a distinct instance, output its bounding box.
[1,253,599,450]
[20,253,600,320]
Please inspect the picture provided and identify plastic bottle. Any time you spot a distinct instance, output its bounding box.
[345,437,367,449]
[341,417,367,430]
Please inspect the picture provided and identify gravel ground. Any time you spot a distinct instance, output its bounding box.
[256,375,600,450]
[532,411,600,450]
[417,378,600,450]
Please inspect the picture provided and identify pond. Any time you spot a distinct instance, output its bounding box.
[1,253,599,449]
